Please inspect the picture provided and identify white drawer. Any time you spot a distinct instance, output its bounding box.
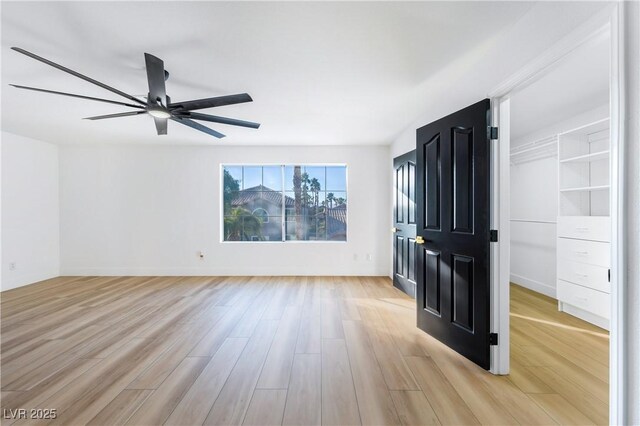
[557,238,610,267]
[557,216,610,242]
[557,280,610,320]
[558,260,610,293]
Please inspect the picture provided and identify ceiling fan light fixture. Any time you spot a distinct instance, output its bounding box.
[10,47,259,139]
[148,108,171,119]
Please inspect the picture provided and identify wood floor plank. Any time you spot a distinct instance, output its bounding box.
[282,354,321,426]
[511,318,609,383]
[321,339,361,426]
[124,356,208,425]
[358,305,420,391]
[321,298,344,339]
[342,320,401,426]
[86,389,152,426]
[1,358,102,426]
[508,359,555,394]
[164,338,248,426]
[296,301,321,354]
[188,304,251,357]
[203,320,279,425]
[430,355,517,424]
[390,390,440,426]
[513,344,608,403]
[528,366,608,425]
[528,393,596,426]
[474,369,557,425]
[228,286,275,338]
[32,337,175,426]
[257,306,301,389]
[126,317,221,390]
[405,356,479,425]
[242,389,287,426]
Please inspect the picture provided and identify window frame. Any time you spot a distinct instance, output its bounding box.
[220,163,348,243]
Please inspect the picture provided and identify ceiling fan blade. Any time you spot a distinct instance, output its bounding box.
[154,117,168,135]
[169,93,253,111]
[9,84,144,109]
[179,112,260,129]
[11,47,146,106]
[171,117,225,138]
[144,53,167,107]
[83,111,146,120]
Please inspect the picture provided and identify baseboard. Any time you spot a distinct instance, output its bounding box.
[1,269,60,292]
[59,266,390,277]
[510,273,556,299]
[559,302,610,330]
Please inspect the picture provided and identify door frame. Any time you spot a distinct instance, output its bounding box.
[488,3,627,424]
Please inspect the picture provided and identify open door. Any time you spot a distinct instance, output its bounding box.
[393,150,417,297]
[416,99,492,369]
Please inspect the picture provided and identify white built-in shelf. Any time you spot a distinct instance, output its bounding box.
[560,150,609,163]
[556,117,611,329]
[559,185,610,193]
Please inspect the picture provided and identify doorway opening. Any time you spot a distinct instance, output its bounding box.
[505,29,611,423]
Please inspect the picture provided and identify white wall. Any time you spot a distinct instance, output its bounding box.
[59,144,390,276]
[389,2,611,158]
[509,156,558,297]
[509,105,609,298]
[1,132,60,291]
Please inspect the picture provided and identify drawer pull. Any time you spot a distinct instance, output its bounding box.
[575,227,589,231]
[575,250,589,255]
[575,273,589,278]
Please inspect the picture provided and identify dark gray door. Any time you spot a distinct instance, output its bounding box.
[393,150,417,298]
[416,99,492,369]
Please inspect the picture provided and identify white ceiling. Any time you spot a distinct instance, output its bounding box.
[1,1,535,146]
[510,31,610,142]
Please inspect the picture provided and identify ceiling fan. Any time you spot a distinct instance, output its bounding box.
[9,47,260,139]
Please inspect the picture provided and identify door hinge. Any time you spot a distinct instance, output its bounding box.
[490,229,498,242]
[489,333,498,345]
[488,126,499,140]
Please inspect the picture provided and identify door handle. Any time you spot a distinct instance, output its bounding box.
[416,236,425,244]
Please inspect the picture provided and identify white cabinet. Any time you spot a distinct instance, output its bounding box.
[556,119,610,330]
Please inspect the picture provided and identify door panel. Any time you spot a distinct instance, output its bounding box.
[452,128,474,233]
[423,250,441,314]
[424,136,441,230]
[452,255,474,330]
[395,165,404,223]
[416,99,491,370]
[393,150,417,298]
[407,238,416,282]
[395,235,405,278]
[408,162,416,224]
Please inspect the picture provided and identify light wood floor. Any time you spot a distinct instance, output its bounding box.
[0,276,608,425]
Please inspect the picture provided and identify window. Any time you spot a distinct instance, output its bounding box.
[252,208,269,223]
[222,165,347,242]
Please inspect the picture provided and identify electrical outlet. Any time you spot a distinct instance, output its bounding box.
[9,262,16,271]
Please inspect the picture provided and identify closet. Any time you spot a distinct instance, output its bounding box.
[509,31,610,329]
